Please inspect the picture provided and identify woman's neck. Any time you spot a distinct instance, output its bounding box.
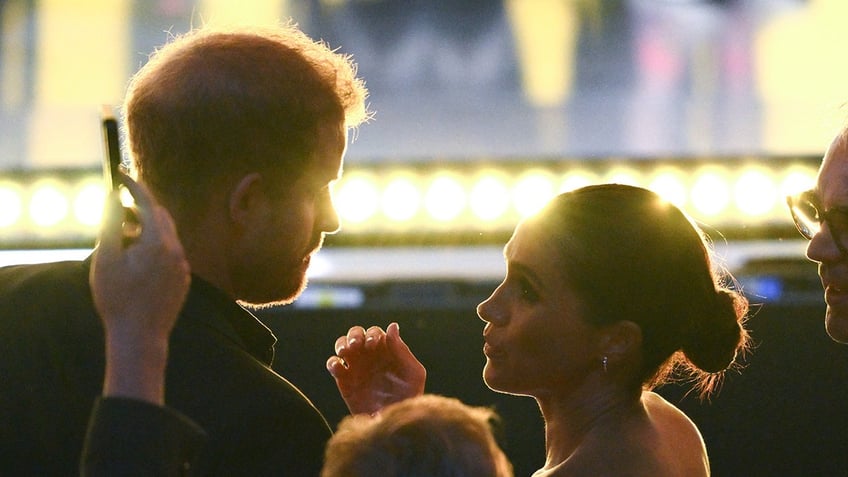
[535,383,643,472]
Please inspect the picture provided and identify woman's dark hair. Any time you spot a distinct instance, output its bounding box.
[532,184,749,397]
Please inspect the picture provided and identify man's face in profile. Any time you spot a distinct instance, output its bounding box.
[805,132,848,343]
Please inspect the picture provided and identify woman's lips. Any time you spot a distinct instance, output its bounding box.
[825,284,848,307]
[483,342,505,359]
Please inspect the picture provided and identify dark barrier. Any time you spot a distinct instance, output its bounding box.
[261,274,848,477]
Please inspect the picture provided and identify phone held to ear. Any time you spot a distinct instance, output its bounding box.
[99,105,139,239]
[100,104,123,192]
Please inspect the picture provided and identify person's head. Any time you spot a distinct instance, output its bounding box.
[477,184,750,399]
[122,23,368,305]
[788,129,848,343]
[321,394,513,477]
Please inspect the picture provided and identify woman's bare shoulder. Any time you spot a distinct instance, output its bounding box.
[545,392,708,477]
[642,392,703,439]
[641,391,710,476]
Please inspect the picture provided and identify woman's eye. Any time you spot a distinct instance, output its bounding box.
[519,279,538,301]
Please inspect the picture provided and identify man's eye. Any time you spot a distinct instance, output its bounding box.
[828,209,848,229]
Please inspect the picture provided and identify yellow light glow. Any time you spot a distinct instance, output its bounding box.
[30,181,69,227]
[560,169,596,192]
[780,166,817,197]
[382,175,421,222]
[0,184,22,227]
[756,1,848,153]
[336,174,379,224]
[603,166,641,187]
[198,0,284,27]
[0,159,824,248]
[648,169,688,207]
[33,0,130,166]
[690,169,731,216]
[425,175,466,222]
[513,170,556,217]
[470,173,511,222]
[735,168,778,216]
[506,0,579,106]
[73,181,107,226]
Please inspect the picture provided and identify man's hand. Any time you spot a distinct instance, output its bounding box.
[90,174,190,404]
[326,322,426,415]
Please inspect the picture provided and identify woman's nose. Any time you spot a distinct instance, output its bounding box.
[477,289,505,324]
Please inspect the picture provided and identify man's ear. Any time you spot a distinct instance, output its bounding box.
[598,320,642,364]
[228,172,265,227]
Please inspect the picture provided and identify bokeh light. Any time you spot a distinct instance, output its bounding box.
[0,161,824,247]
[336,173,380,224]
[73,180,107,226]
[382,174,421,222]
[424,174,466,221]
[603,165,641,186]
[513,170,555,217]
[648,168,688,207]
[470,172,510,222]
[690,168,732,217]
[559,169,596,193]
[735,168,778,216]
[29,180,69,227]
[0,183,23,227]
[780,166,817,197]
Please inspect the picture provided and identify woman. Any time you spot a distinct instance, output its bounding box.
[329,184,750,476]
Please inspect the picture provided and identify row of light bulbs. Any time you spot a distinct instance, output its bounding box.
[333,161,818,232]
[0,159,820,247]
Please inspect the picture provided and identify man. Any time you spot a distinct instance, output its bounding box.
[787,128,848,344]
[81,182,499,475]
[0,23,422,476]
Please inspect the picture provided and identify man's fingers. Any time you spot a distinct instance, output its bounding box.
[97,191,125,253]
[118,174,163,239]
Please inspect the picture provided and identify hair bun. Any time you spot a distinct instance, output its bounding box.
[681,289,748,373]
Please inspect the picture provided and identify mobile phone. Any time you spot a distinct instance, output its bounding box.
[100,105,123,191]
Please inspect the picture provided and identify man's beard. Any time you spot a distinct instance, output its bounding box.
[237,270,309,311]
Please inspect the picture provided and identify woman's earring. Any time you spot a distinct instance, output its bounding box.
[602,356,608,373]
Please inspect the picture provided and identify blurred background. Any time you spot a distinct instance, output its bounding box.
[1,1,846,476]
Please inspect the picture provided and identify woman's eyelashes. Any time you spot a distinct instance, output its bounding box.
[517,276,539,302]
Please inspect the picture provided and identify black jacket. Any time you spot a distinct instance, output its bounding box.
[0,258,332,476]
[83,397,206,476]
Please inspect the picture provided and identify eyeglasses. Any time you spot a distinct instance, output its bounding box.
[786,189,848,256]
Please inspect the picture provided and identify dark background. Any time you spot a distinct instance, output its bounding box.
[262,261,848,477]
